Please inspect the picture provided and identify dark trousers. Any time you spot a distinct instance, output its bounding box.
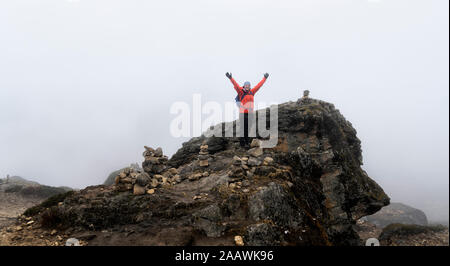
[239,112,254,146]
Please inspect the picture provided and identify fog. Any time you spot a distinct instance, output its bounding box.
[0,0,448,222]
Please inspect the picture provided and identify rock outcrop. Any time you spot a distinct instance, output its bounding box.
[0,176,72,230]
[11,97,390,246]
[364,202,428,228]
[378,223,448,246]
[103,163,142,186]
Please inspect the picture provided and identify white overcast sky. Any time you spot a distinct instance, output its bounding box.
[0,0,448,222]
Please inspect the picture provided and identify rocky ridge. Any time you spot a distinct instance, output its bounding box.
[1,97,390,246]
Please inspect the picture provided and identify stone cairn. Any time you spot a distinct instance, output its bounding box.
[226,155,251,191]
[142,146,168,175]
[114,167,152,195]
[303,90,310,98]
[226,139,275,192]
[198,142,210,167]
[114,146,183,195]
[142,146,184,188]
[187,142,210,182]
[297,89,313,105]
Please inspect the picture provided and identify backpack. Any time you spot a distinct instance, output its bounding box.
[235,90,253,107]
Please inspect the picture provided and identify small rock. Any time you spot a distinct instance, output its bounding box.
[173,174,182,183]
[133,184,146,195]
[136,172,151,186]
[247,157,261,166]
[147,189,155,194]
[15,226,23,231]
[199,160,209,167]
[189,173,203,181]
[198,154,209,160]
[202,171,209,177]
[234,235,244,246]
[121,177,133,184]
[168,168,178,175]
[243,189,250,193]
[250,139,261,148]
[65,238,80,246]
[248,147,263,157]
[263,157,274,165]
[150,178,159,188]
[26,220,34,225]
[50,229,57,236]
[154,147,163,157]
[153,174,164,180]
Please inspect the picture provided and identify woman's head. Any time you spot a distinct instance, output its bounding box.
[243,81,251,91]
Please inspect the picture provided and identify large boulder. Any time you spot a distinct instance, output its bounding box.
[22,97,390,246]
[364,202,428,228]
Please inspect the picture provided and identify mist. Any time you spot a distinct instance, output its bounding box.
[0,0,448,222]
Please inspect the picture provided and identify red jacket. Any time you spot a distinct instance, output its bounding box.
[230,77,267,113]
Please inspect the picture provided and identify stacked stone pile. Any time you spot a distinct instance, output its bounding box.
[188,171,209,182]
[247,139,264,158]
[228,156,248,181]
[198,143,210,167]
[142,146,168,175]
[115,146,183,194]
[161,167,183,185]
[114,167,152,195]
